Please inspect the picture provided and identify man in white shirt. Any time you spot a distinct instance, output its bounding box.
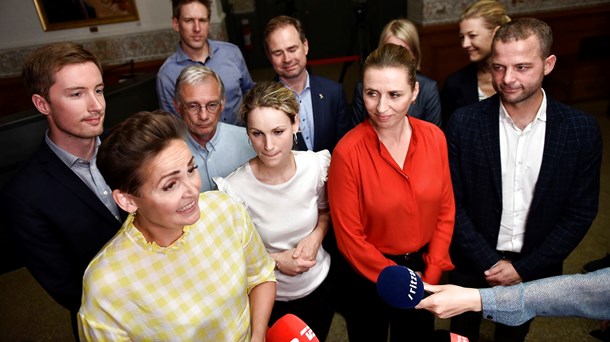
[445,18,602,342]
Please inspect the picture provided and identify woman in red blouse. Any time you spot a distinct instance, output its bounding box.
[328,43,455,341]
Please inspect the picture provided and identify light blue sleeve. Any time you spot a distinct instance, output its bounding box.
[480,268,610,326]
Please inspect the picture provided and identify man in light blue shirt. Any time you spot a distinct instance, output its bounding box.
[174,65,255,191]
[157,0,254,125]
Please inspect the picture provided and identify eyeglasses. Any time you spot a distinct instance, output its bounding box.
[181,101,222,115]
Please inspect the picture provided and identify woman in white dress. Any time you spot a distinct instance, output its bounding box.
[214,81,334,341]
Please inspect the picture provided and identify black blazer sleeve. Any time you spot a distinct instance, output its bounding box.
[441,63,479,127]
[0,144,123,311]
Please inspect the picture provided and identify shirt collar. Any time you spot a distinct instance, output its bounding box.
[499,89,548,125]
[185,122,224,151]
[280,70,310,96]
[45,132,100,167]
[176,39,218,63]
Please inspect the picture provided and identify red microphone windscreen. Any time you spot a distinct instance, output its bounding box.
[266,314,319,342]
[451,332,470,342]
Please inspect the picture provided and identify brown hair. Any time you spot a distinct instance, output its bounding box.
[493,17,553,59]
[263,15,307,53]
[21,42,102,101]
[171,0,211,19]
[97,110,186,195]
[239,81,299,128]
[363,44,417,89]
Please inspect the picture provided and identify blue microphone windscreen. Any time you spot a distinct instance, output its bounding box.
[376,265,424,309]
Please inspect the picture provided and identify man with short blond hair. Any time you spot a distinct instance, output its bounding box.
[157,0,254,125]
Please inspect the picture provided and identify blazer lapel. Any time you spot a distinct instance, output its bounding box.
[480,96,503,202]
[39,144,121,224]
[310,76,324,152]
[530,98,562,212]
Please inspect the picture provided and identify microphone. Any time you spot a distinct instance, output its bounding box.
[376,266,470,341]
[432,330,470,342]
[376,265,425,309]
[266,314,319,342]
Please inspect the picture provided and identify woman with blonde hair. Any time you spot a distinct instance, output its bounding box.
[440,0,510,125]
[215,82,334,341]
[352,18,442,127]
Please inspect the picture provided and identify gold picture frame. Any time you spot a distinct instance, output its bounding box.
[33,0,139,31]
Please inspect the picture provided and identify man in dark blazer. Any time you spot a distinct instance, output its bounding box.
[0,42,124,338]
[446,18,602,342]
[263,15,351,153]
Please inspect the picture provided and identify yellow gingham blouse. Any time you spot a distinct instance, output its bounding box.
[77,191,276,341]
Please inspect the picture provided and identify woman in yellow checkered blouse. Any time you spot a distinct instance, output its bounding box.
[77,111,277,341]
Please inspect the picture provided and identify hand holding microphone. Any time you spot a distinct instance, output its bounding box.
[266,314,319,342]
[415,283,483,319]
[376,265,426,309]
[376,266,471,341]
[376,266,470,341]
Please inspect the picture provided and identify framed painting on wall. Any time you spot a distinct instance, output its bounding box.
[33,0,139,31]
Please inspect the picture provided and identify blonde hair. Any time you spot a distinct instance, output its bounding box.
[461,0,511,30]
[378,19,422,70]
[239,81,299,128]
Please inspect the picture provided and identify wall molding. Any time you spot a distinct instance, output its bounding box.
[0,22,227,78]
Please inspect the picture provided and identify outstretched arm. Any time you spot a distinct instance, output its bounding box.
[417,268,610,326]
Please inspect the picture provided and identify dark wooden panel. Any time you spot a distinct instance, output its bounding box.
[0,59,165,118]
[418,3,610,103]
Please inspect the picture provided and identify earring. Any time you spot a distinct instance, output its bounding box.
[247,138,252,146]
[131,210,137,217]
[293,132,298,145]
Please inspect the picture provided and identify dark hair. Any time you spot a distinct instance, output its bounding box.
[171,0,211,19]
[363,44,417,89]
[239,81,299,128]
[263,15,307,53]
[97,111,186,195]
[493,17,553,59]
[21,42,102,101]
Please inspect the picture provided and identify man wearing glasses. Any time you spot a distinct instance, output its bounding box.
[158,0,254,124]
[174,65,255,191]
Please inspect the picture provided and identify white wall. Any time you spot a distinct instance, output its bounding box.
[0,0,171,50]
[0,0,226,50]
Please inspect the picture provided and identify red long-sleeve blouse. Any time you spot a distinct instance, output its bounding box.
[328,118,455,284]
